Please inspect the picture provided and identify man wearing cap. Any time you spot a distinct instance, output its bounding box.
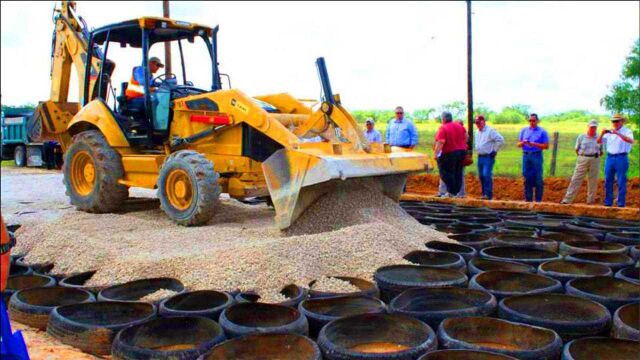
[474,115,504,200]
[364,118,382,143]
[561,120,603,205]
[598,114,635,207]
[125,56,165,110]
[517,113,549,202]
[386,106,419,149]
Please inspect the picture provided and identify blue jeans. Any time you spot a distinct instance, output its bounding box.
[477,155,495,199]
[604,153,629,207]
[522,152,544,202]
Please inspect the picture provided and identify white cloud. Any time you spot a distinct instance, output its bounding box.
[1,1,638,115]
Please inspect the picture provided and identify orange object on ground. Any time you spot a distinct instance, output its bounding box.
[1,215,11,292]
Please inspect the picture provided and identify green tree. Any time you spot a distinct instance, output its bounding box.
[601,39,640,124]
[439,101,467,120]
[412,108,436,122]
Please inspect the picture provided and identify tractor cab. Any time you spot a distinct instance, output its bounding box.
[86,17,222,145]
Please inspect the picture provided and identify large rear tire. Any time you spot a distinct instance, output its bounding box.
[63,130,128,213]
[14,145,26,167]
[158,150,221,226]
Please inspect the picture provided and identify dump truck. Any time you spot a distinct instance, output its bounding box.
[29,1,430,228]
[1,111,62,168]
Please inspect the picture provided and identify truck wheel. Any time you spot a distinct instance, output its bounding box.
[158,150,221,226]
[14,145,26,167]
[63,130,128,213]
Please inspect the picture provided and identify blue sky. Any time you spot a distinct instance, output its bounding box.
[1,1,638,115]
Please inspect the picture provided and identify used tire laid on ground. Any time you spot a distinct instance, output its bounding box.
[9,263,32,276]
[438,316,562,360]
[98,277,185,303]
[318,313,437,359]
[537,260,612,284]
[562,337,639,360]
[403,250,467,272]
[445,223,494,235]
[4,274,56,305]
[299,296,387,338]
[389,287,496,330]
[159,290,234,321]
[447,234,494,250]
[374,265,468,303]
[612,303,639,341]
[219,302,308,338]
[468,258,535,276]
[111,316,226,359]
[59,271,103,293]
[480,246,561,268]
[558,240,627,256]
[630,245,640,262]
[605,232,640,246]
[538,231,598,244]
[47,301,156,356]
[308,276,380,299]
[615,267,639,285]
[469,271,562,300]
[9,287,95,330]
[566,276,640,312]
[235,284,308,308]
[491,235,558,253]
[425,241,478,262]
[205,333,322,360]
[565,252,634,271]
[498,293,611,341]
[418,349,518,360]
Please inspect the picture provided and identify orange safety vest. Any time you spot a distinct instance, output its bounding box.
[125,66,146,99]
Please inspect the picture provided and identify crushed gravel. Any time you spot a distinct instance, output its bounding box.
[139,289,179,302]
[15,179,450,297]
[310,276,360,293]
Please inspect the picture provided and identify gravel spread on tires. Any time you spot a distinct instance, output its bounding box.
[139,289,179,302]
[15,179,450,303]
[310,276,360,293]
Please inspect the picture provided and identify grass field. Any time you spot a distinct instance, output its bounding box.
[372,121,639,178]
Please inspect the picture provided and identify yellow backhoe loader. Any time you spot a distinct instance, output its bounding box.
[29,1,430,228]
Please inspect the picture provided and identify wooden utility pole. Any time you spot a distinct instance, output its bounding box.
[163,0,172,75]
[550,132,559,176]
[466,0,474,151]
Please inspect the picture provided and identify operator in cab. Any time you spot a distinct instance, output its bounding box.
[125,56,164,110]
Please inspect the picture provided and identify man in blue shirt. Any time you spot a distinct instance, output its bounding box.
[386,106,419,149]
[518,113,549,202]
[364,118,382,143]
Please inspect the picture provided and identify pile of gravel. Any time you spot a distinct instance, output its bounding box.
[16,179,449,301]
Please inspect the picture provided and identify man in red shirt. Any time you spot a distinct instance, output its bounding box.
[434,111,468,197]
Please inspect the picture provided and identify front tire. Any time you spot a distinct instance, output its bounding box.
[158,150,221,226]
[14,145,26,167]
[63,130,128,213]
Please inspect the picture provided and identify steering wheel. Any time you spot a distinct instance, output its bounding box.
[151,73,176,87]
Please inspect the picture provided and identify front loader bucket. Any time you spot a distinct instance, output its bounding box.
[262,148,429,230]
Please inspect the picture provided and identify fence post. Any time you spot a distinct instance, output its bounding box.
[550,132,559,176]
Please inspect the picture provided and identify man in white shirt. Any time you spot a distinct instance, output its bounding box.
[474,115,505,200]
[598,114,635,207]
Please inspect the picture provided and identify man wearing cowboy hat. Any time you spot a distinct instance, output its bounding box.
[364,118,382,143]
[598,114,635,207]
[561,119,603,205]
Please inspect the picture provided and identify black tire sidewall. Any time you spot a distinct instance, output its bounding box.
[14,145,26,167]
[158,158,201,223]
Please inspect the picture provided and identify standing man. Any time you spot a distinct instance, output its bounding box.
[518,113,549,202]
[386,106,419,149]
[561,120,602,205]
[474,115,505,200]
[598,114,635,207]
[434,112,468,196]
[364,118,382,143]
